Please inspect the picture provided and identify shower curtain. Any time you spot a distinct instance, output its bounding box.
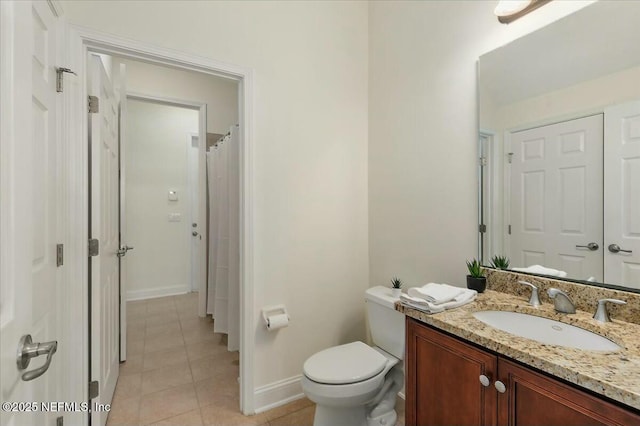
[206,126,240,351]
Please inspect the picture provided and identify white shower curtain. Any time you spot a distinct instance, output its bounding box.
[206,127,240,351]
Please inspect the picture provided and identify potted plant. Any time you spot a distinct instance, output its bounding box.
[390,277,403,297]
[466,259,486,293]
[490,255,510,270]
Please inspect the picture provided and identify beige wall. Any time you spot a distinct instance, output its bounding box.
[368,0,594,289]
[114,57,238,135]
[62,0,370,395]
[124,100,199,300]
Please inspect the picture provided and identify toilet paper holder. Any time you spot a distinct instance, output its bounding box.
[262,305,290,330]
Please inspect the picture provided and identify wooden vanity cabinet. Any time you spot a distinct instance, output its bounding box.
[406,318,640,426]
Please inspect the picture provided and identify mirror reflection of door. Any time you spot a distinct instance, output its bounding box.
[478,1,640,290]
[509,115,603,282]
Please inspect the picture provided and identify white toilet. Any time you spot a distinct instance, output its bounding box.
[301,286,405,426]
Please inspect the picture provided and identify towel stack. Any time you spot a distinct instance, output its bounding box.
[400,283,477,314]
[511,264,567,278]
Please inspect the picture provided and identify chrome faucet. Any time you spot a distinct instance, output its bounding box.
[547,288,576,314]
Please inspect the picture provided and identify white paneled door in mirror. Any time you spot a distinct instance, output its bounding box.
[509,115,603,282]
[605,102,640,290]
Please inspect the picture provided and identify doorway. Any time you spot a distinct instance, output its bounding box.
[69,28,255,421]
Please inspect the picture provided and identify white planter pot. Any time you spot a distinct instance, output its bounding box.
[391,288,402,297]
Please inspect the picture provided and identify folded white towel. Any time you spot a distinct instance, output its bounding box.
[400,288,477,314]
[512,264,568,278]
[408,283,464,305]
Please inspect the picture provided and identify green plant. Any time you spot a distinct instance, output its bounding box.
[390,277,402,289]
[466,259,484,278]
[490,255,510,270]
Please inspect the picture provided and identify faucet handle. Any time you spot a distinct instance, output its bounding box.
[517,281,540,307]
[593,298,626,323]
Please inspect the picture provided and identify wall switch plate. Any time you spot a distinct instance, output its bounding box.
[168,190,178,201]
[168,213,182,222]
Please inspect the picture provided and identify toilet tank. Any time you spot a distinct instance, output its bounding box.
[365,286,405,360]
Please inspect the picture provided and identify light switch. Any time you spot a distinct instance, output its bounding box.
[168,213,182,222]
[168,190,178,201]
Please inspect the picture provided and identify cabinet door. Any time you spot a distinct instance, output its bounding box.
[497,358,640,426]
[406,318,498,426]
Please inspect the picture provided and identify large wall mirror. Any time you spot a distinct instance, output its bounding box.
[478,1,640,292]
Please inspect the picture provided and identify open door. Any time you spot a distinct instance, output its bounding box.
[88,54,120,426]
[0,1,65,424]
[117,62,129,361]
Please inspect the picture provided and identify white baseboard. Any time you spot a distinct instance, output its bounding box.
[127,284,190,301]
[254,375,304,414]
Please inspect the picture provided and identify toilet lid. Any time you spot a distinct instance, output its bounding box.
[303,341,387,385]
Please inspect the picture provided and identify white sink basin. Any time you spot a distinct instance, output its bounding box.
[473,310,621,352]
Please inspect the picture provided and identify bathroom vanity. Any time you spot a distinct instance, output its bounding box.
[398,272,640,426]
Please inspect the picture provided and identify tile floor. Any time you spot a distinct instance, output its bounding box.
[108,292,404,426]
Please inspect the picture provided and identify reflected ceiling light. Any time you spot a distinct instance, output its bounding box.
[495,0,552,24]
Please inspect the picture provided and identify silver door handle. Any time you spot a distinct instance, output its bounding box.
[608,244,632,254]
[16,335,58,381]
[576,242,599,251]
[117,245,134,257]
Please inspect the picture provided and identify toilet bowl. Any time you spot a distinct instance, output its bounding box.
[301,287,405,426]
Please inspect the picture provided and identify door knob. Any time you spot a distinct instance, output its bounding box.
[16,335,58,381]
[116,245,134,257]
[608,244,632,254]
[575,242,599,251]
[192,231,199,237]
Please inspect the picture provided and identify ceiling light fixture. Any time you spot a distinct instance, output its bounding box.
[495,0,552,24]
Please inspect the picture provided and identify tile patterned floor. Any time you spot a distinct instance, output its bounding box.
[108,292,404,426]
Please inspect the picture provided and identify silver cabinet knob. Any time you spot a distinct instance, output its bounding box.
[608,244,632,254]
[576,242,599,251]
[16,335,58,381]
[479,374,491,387]
[192,231,199,237]
[494,380,507,393]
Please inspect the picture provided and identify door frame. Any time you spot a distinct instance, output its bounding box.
[64,24,255,414]
[124,92,207,308]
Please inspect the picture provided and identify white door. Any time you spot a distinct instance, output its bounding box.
[117,63,129,361]
[88,54,120,426]
[604,101,640,289]
[510,115,603,280]
[0,1,64,425]
[187,134,201,292]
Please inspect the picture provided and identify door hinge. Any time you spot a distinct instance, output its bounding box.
[479,157,487,167]
[56,416,64,426]
[56,244,64,267]
[88,380,99,399]
[479,224,487,233]
[88,239,99,257]
[56,67,77,93]
[88,96,100,113]
[508,224,512,235]
[507,152,514,164]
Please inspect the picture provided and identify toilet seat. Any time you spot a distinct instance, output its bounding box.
[303,341,387,385]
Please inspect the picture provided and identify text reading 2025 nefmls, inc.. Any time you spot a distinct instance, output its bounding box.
[2,401,110,413]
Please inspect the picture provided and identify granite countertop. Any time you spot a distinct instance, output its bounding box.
[396,290,640,410]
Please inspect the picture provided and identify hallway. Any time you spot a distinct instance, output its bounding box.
[107,293,315,425]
